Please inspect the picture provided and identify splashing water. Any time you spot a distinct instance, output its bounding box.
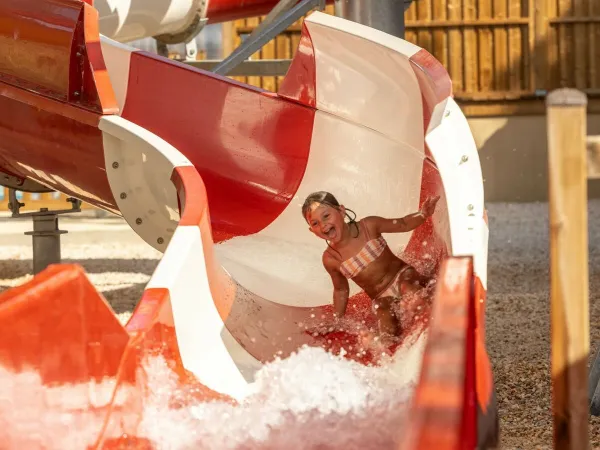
[0,329,426,450]
[140,332,427,450]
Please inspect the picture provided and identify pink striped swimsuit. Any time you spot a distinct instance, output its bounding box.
[333,221,410,301]
[338,222,387,279]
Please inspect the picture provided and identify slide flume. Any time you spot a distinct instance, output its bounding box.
[0,1,498,448]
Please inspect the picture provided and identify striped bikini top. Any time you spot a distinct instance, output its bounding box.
[334,221,388,279]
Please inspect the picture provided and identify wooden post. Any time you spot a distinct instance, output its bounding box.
[546,88,590,450]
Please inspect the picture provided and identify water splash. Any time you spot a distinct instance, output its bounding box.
[0,330,426,450]
[139,333,427,450]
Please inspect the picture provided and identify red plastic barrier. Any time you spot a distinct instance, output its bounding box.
[0,265,233,449]
[400,257,477,450]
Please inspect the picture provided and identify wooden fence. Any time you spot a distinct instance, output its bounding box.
[225,1,600,116]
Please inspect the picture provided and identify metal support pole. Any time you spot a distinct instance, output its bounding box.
[334,0,410,39]
[24,210,68,274]
[212,0,326,76]
[7,188,82,275]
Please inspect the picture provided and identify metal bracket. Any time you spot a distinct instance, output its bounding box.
[154,2,209,46]
[0,170,53,193]
[154,0,208,58]
[185,39,199,60]
[212,0,326,76]
[8,188,81,218]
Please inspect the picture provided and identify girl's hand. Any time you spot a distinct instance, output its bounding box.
[420,195,440,218]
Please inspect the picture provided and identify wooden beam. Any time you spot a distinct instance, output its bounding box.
[550,16,600,24]
[546,88,590,450]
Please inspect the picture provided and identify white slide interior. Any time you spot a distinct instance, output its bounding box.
[214,13,430,308]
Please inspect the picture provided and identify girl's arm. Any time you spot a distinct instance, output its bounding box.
[323,253,350,318]
[367,195,440,234]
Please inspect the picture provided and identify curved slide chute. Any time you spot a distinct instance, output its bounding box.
[0,1,498,448]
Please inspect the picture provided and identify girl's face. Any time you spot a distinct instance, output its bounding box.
[305,202,346,243]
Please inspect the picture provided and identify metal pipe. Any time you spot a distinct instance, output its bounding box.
[334,0,408,39]
[24,211,67,274]
[212,0,324,75]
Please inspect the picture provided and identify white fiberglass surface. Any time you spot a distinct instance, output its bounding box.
[95,0,200,43]
[305,17,424,152]
[99,37,134,113]
[214,110,424,308]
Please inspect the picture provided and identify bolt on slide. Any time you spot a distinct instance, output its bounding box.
[0,1,498,449]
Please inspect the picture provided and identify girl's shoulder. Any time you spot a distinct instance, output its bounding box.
[358,216,381,238]
[322,248,341,271]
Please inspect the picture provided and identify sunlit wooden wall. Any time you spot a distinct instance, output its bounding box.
[225,1,600,115]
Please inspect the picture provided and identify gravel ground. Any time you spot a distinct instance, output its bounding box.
[1,202,600,448]
[487,201,600,449]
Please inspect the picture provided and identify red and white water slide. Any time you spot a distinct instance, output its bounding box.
[0,0,498,448]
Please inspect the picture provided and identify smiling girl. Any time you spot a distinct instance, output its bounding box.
[302,191,439,336]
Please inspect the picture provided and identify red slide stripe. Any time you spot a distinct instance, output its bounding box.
[121,52,316,242]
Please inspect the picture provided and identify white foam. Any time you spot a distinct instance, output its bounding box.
[0,366,140,450]
[0,333,427,450]
[139,339,425,450]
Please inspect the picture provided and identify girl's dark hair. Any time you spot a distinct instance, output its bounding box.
[302,191,360,248]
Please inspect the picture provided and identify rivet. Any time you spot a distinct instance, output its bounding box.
[136,218,142,225]
[112,162,119,169]
[120,192,127,199]
[444,110,451,117]
[73,91,80,97]
[76,52,82,57]
[467,204,474,211]
[461,155,468,163]
[157,237,164,244]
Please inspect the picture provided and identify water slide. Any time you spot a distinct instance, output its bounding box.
[0,0,498,448]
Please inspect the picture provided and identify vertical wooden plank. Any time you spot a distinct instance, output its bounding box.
[546,88,590,450]
[572,0,586,88]
[405,1,418,44]
[548,0,559,88]
[493,0,508,91]
[275,32,292,91]
[527,0,535,90]
[507,0,523,91]
[463,0,478,93]
[417,0,433,53]
[231,19,247,84]
[557,0,573,87]
[246,17,262,88]
[290,31,301,65]
[221,21,235,58]
[432,0,448,70]
[261,20,277,93]
[589,0,600,88]
[533,0,549,90]
[478,0,494,92]
[447,0,464,92]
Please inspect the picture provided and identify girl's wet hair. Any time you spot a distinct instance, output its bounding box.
[302,191,360,243]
